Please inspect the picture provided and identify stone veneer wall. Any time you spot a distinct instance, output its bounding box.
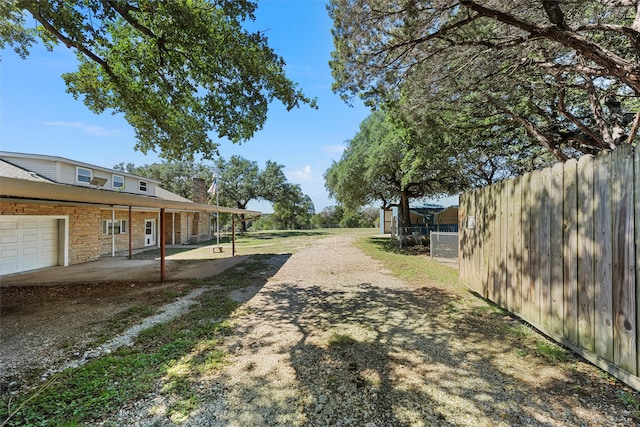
[99,210,159,254]
[163,211,189,245]
[191,177,212,242]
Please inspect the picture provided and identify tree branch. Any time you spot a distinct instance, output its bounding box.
[459,0,640,94]
[557,84,607,149]
[625,110,640,143]
[27,7,116,80]
[103,0,158,41]
[584,76,617,149]
[370,14,480,60]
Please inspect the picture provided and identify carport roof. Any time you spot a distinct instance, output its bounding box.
[0,176,260,216]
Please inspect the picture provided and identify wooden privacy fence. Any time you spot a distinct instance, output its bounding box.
[459,145,640,390]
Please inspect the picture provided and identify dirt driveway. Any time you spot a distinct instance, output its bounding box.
[2,233,639,426]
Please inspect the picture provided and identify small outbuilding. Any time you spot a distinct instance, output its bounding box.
[434,206,459,231]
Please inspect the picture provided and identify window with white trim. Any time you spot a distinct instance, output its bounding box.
[76,167,92,184]
[102,219,128,235]
[139,180,148,193]
[113,175,124,190]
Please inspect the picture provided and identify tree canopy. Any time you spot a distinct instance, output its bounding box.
[215,156,289,210]
[215,155,295,230]
[273,184,315,229]
[329,0,640,159]
[2,0,316,160]
[324,110,468,228]
[114,160,213,200]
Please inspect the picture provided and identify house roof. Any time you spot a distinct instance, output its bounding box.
[0,176,260,216]
[0,159,53,183]
[155,187,193,203]
[0,152,260,216]
[0,151,162,184]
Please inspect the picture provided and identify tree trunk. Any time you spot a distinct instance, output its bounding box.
[399,190,412,232]
[238,202,248,232]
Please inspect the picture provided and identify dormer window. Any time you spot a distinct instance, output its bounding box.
[113,175,124,190]
[76,167,92,184]
[139,180,148,193]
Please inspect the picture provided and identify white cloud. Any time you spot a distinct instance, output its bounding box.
[43,121,83,128]
[43,121,120,137]
[289,165,312,181]
[83,125,121,137]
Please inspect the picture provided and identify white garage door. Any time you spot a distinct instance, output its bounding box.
[0,217,58,275]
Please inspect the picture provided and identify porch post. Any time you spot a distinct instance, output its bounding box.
[172,212,175,245]
[111,208,115,257]
[160,208,166,282]
[128,206,133,259]
[232,214,236,257]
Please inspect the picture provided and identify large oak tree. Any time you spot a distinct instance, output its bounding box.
[215,155,290,230]
[329,0,640,158]
[1,0,315,160]
[325,110,468,229]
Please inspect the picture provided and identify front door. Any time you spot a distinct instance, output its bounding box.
[144,219,156,246]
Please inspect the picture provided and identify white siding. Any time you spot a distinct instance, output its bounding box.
[58,162,77,184]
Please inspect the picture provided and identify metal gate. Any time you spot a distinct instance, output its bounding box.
[430,232,458,259]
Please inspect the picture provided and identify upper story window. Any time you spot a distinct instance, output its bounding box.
[76,167,92,184]
[113,175,124,190]
[139,180,148,193]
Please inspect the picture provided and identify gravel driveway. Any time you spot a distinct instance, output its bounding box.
[107,233,638,426]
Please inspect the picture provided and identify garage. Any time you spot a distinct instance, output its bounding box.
[0,216,61,275]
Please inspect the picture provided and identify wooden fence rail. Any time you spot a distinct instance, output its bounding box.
[459,145,640,390]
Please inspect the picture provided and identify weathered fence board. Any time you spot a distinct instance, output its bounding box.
[473,189,483,296]
[458,193,468,287]
[636,147,640,376]
[594,153,613,362]
[563,159,579,345]
[499,181,508,306]
[550,163,564,336]
[540,168,552,332]
[611,146,636,374]
[488,184,497,300]
[531,169,543,325]
[459,147,640,390]
[577,155,596,353]
[493,183,501,303]
[506,178,518,313]
[521,172,534,321]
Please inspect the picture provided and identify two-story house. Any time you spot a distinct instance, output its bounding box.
[0,152,256,276]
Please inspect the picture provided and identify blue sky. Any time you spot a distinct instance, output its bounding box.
[0,0,457,212]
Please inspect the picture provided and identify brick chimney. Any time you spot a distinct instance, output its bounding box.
[192,177,207,204]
